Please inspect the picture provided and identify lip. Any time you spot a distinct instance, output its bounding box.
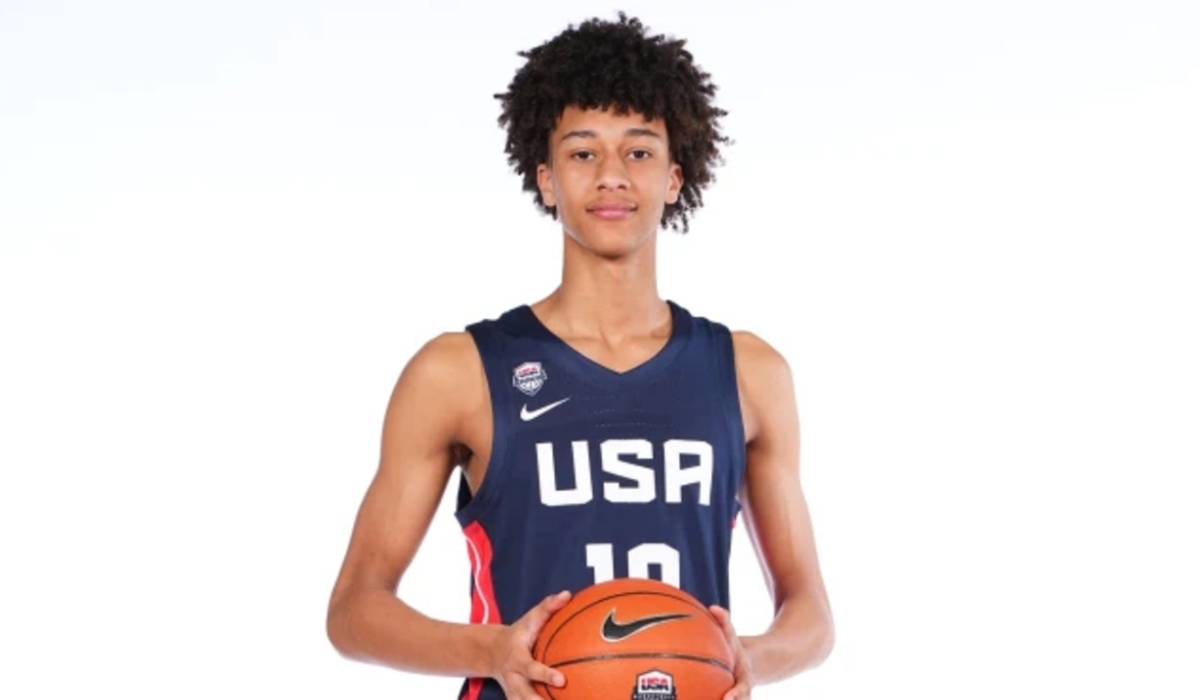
[587,201,637,220]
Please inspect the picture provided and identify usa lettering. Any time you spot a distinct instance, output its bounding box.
[536,438,713,507]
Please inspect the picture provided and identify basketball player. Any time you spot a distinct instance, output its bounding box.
[326,14,834,700]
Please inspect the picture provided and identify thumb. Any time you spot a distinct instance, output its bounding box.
[521,590,571,638]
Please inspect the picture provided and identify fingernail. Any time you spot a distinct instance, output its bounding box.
[553,672,565,686]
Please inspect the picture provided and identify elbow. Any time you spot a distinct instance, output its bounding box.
[788,594,835,673]
[815,616,836,667]
[810,603,836,668]
[326,595,361,660]
[325,599,348,655]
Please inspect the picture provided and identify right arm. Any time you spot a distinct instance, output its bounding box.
[324,332,568,695]
[325,332,496,676]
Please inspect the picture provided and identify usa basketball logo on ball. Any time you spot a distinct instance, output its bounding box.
[512,361,548,396]
[633,670,677,700]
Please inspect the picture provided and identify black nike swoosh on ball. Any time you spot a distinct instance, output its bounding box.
[601,610,692,642]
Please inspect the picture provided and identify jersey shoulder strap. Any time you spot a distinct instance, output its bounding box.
[454,307,529,516]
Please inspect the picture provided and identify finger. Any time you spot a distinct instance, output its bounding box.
[502,673,546,700]
[708,605,738,644]
[523,590,572,631]
[524,659,566,688]
[722,674,753,700]
[541,589,571,611]
[709,606,753,697]
[722,660,753,700]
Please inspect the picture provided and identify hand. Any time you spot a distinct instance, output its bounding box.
[490,590,572,700]
[709,605,754,700]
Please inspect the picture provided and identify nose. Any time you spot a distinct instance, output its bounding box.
[595,153,631,190]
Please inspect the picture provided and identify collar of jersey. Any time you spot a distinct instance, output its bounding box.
[512,300,693,387]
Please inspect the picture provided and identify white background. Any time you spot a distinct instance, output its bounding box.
[2,0,1198,697]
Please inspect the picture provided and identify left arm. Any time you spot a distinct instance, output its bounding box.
[728,330,835,686]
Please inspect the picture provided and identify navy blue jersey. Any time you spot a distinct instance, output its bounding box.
[454,301,746,700]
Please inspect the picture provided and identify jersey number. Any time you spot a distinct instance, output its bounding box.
[585,543,680,587]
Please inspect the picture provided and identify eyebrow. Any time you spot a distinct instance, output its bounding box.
[560,127,664,143]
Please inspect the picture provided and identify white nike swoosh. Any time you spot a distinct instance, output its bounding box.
[520,397,570,421]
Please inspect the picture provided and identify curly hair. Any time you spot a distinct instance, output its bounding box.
[495,12,729,233]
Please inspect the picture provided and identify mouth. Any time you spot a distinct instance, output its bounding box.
[587,202,637,220]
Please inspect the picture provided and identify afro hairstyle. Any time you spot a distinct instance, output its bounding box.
[495,12,729,233]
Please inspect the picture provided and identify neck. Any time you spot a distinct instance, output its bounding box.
[535,230,667,338]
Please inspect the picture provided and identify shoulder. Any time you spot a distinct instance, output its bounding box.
[730,330,792,384]
[401,331,482,386]
[729,330,796,443]
[387,331,487,429]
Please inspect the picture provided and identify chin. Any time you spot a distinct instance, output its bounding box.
[564,218,657,258]
[576,228,654,258]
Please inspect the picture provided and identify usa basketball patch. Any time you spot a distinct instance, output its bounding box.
[632,670,676,700]
[512,361,547,396]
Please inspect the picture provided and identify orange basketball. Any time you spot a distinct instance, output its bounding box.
[532,578,735,700]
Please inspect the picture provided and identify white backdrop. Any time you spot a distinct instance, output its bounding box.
[2,1,1198,697]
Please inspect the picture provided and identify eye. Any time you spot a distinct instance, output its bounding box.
[629,149,653,160]
[570,150,595,161]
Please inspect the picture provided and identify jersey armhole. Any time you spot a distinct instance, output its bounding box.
[454,322,515,526]
[717,324,748,506]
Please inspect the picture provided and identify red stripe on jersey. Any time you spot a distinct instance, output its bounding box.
[463,521,500,624]
[464,678,482,700]
[462,521,500,700]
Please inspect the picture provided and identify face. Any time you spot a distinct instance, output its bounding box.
[537,106,683,258]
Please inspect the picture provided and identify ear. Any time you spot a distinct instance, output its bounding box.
[665,162,683,205]
[536,163,557,208]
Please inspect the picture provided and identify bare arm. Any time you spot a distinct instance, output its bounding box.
[733,331,835,682]
[325,332,499,677]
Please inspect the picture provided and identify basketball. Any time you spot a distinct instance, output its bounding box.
[532,578,735,699]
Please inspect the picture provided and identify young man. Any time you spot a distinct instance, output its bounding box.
[326,13,834,700]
